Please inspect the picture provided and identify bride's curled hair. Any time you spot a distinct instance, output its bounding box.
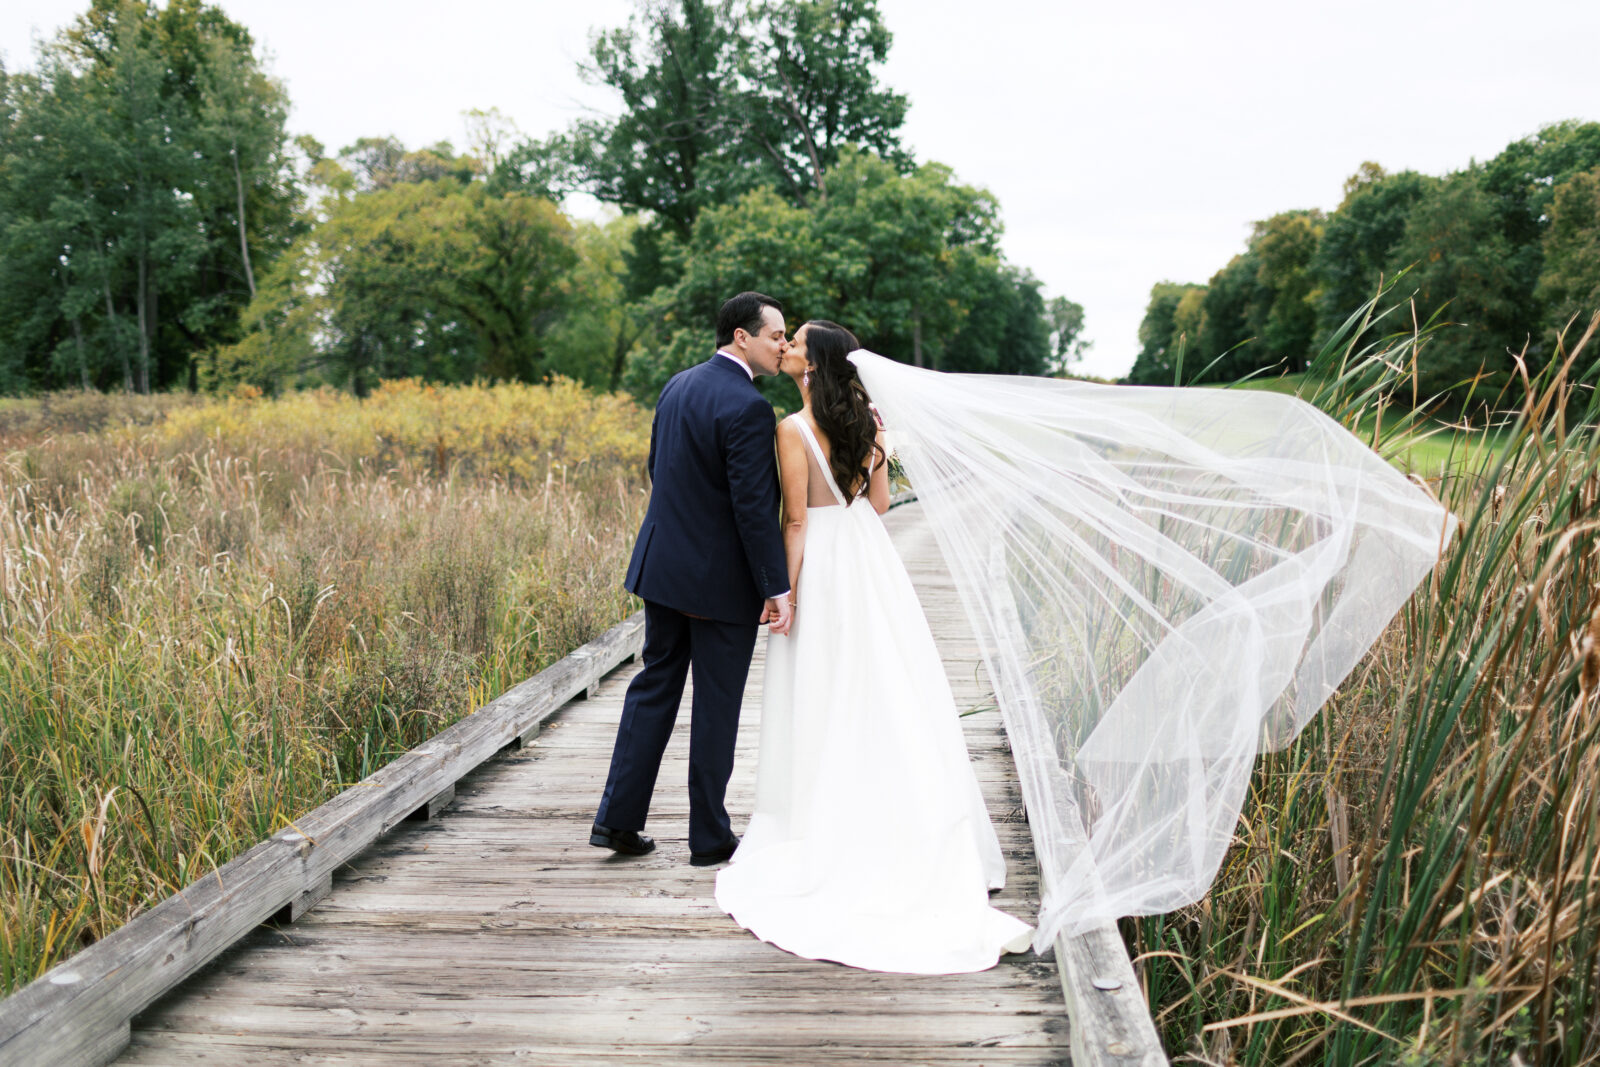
[804,320,883,500]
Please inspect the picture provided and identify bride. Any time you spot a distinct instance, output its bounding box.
[713,319,1034,974]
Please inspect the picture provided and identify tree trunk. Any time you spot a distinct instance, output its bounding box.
[104,275,132,392]
[60,268,91,388]
[135,247,151,394]
[71,317,90,390]
[774,55,826,202]
[609,315,638,391]
[148,273,159,391]
[912,310,923,368]
[232,142,256,298]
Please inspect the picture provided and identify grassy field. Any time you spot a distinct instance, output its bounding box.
[1141,319,1600,1064]
[0,380,650,995]
[1219,371,1509,476]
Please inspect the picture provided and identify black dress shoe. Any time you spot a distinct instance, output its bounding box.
[591,823,655,855]
[689,839,738,867]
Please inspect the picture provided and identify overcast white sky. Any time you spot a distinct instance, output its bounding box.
[5,0,1597,378]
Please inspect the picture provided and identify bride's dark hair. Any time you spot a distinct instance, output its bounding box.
[804,320,883,500]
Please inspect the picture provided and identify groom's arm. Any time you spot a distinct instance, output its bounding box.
[724,397,791,611]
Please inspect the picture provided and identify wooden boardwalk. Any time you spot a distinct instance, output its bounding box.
[111,504,1074,1065]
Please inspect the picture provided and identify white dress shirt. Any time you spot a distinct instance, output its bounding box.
[714,350,754,379]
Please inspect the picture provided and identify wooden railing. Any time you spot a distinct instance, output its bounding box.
[0,612,646,1067]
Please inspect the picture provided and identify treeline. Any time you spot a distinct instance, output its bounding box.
[0,0,1088,400]
[1129,123,1600,403]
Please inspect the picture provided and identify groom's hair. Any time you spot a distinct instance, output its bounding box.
[716,292,783,347]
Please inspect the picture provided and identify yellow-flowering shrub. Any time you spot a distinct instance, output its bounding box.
[152,377,650,483]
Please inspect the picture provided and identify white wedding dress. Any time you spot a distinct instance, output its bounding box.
[713,416,1033,974]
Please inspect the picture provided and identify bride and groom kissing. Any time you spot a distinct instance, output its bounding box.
[588,290,1033,975]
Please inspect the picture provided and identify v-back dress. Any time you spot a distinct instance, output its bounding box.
[713,415,1033,974]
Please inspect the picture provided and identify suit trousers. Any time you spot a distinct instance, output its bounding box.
[595,600,759,854]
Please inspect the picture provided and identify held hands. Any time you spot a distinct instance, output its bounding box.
[762,596,794,636]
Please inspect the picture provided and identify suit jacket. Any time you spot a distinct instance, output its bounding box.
[625,354,789,624]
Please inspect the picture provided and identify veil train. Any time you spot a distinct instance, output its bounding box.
[847,349,1457,949]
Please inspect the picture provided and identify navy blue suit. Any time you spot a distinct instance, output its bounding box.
[596,354,789,853]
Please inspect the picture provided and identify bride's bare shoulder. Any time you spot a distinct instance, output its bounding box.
[776,415,805,448]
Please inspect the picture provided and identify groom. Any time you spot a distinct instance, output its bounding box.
[591,292,793,866]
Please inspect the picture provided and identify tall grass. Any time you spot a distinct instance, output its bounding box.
[0,380,650,995]
[1137,301,1600,1064]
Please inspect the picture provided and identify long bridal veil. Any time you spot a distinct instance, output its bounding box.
[848,350,1457,950]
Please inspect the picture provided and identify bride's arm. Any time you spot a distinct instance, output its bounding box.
[775,417,809,603]
[867,427,892,515]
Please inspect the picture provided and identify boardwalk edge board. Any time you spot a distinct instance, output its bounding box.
[984,540,1168,1066]
[0,610,646,1067]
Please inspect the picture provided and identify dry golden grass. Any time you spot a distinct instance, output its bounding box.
[1136,313,1600,1064]
[0,380,649,994]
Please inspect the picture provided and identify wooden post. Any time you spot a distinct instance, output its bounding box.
[405,784,456,822]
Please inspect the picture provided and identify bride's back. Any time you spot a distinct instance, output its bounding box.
[792,414,851,507]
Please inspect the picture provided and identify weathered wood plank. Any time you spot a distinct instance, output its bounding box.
[117,1033,1064,1066]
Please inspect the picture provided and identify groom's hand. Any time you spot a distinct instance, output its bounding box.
[768,596,793,636]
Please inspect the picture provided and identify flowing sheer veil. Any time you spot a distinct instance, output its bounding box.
[848,349,1457,949]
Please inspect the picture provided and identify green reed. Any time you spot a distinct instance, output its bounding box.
[0,388,647,995]
[1134,290,1600,1065]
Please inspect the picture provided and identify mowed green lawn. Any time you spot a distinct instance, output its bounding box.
[1214,372,1508,476]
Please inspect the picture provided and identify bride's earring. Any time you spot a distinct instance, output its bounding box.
[802,369,810,389]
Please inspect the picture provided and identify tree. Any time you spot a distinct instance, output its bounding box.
[623,149,1037,401]
[558,0,736,240]
[194,30,290,300]
[1535,166,1600,339]
[1312,164,1434,348]
[1127,282,1205,384]
[1459,121,1600,377]
[544,215,645,389]
[1046,296,1091,373]
[1250,209,1324,374]
[0,0,297,392]
[942,266,1052,376]
[1390,168,1522,401]
[554,0,909,234]
[208,180,586,393]
[733,0,910,204]
[522,0,913,302]
[1194,251,1270,383]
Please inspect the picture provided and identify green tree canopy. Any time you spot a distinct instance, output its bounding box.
[206,180,589,394]
[1311,164,1435,345]
[622,148,1046,401]
[1127,282,1206,385]
[1535,166,1600,342]
[0,0,296,393]
[544,0,909,238]
[1046,296,1091,373]
[1390,168,1523,399]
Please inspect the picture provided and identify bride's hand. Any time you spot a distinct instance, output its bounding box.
[768,596,793,636]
